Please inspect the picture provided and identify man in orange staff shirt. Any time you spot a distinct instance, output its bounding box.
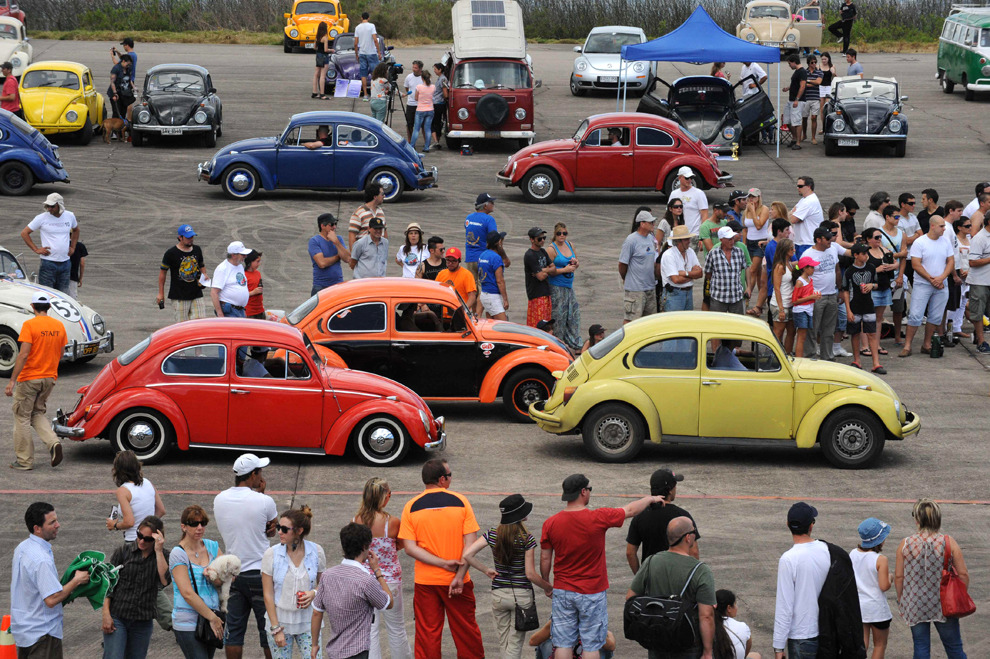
[436,247,478,312]
[6,292,68,470]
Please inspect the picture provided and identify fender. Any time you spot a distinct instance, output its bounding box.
[79,388,191,447]
[0,152,51,182]
[213,155,277,190]
[656,156,713,190]
[794,389,900,449]
[359,156,419,189]
[550,379,662,439]
[478,348,570,403]
[513,158,576,193]
[323,398,429,456]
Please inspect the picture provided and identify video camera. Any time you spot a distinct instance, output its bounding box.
[386,61,404,83]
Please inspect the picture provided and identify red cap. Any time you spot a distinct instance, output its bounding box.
[445,247,462,260]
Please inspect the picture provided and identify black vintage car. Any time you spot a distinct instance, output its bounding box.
[823,76,908,157]
[636,75,776,154]
[323,33,395,94]
[131,64,223,147]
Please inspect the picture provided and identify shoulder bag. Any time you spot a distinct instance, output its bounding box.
[186,553,226,649]
[512,587,540,631]
[624,555,704,651]
[940,537,976,618]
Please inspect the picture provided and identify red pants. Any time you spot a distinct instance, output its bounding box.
[527,295,551,327]
[413,581,485,659]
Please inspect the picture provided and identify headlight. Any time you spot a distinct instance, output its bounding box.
[65,110,78,122]
[10,56,21,68]
[92,313,105,335]
[514,108,526,120]
[330,29,339,37]
[137,110,151,123]
[888,119,902,133]
[722,126,735,140]
[419,409,430,434]
[575,60,587,72]
[833,118,846,132]
[786,33,796,42]
[290,29,299,38]
[327,68,336,79]
[746,33,756,41]
[983,65,990,77]
[633,62,646,73]
[457,107,469,120]
[194,110,207,124]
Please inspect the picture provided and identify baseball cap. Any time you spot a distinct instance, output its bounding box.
[227,241,252,255]
[650,468,684,495]
[676,166,694,178]
[728,189,748,203]
[797,255,820,269]
[712,201,730,211]
[476,192,496,206]
[444,247,462,260]
[121,37,134,47]
[486,230,507,248]
[787,502,818,532]
[589,323,605,337]
[716,226,737,241]
[536,318,555,332]
[178,224,196,238]
[635,210,657,225]
[857,517,891,549]
[233,453,270,476]
[31,292,50,305]
[747,187,762,198]
[561,474,590,502]
[851,242,870,255]
[527,227,546,239]
[368,217,385,230]
[726,220,744,233]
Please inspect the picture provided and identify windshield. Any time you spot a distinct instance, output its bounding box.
[452,61,531,90]
[146,71,205,94]
[588,327,624,359]
[295,1,336,15]
[0,24,17,39]
[750,5,790,19]
[331,34,354,51]
[583,32,642,54]
[0,250,25,279]
[982,28,990,47]
[571,119,589,141]
[22,69,81,90]
[287,294,319,325]
[835,79,897,101]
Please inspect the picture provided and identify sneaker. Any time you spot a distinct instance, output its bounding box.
[9,462,32,471]
[833,344,852,357]
[978,342,990,353]
[50,442,63,468]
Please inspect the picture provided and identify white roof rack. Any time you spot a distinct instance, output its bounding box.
[451,0,527,59]
[949,3,990,14]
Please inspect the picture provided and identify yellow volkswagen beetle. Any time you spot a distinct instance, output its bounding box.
[19,61,105,145]
[283,0,349,53]
[529,312,920,469]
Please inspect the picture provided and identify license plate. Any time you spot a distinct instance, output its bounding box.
[304,42,314,49]
[837,138,859,146]
[484,130,500,139]
[599,76,618,83]
[80,344,98,356]
[162,127,183,135]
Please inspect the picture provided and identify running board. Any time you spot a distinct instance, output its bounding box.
[187,443,327,456]
[657,436,805,449]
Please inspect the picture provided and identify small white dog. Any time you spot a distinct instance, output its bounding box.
[203,555,241,613]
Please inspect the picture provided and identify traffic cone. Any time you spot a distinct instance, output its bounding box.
[0,614,15,659]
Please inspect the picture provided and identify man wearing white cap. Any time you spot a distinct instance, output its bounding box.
[20,193,79,295]
[214,454,278,659]
[666,166,709,243]
[704,226,749,314]
[619,211,660,323]
[211,241,252,318]
[6,292,68,470]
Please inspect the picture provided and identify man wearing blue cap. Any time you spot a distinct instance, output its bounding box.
[157,224,208,323]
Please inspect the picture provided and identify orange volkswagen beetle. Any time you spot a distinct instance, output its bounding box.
[283,278,573,421]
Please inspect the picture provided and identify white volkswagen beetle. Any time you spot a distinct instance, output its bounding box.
[570,26,654,96]
[0,245,113,377]
[0,16,31,77]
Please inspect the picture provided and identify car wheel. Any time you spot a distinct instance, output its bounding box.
[824,138,838,156]
[353,415,409,466]
[962,75,974,101]
[131,131,144,147]
[368,168,404,202]
[569,75,586,97]
[221,163,260,200]
[520,167,559,204]
[0,327,20,377]
[819,408,885,469]
[0,161,34,196]
[110,408,174,465]
[501,367,553,423]
[283,36,293,53]
[204,126,217,148]
[77,119,94,146]
[581,403,646,463]
[216,115,223,138]
[662,169,682,197]
[445,133,462,151]
[892,141,906,158]
[940,71,955,94]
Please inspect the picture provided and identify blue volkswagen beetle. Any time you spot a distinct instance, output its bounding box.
[197,111,437,201]
[0,108,69,195]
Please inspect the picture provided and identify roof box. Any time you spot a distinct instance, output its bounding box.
[451,0,527,59]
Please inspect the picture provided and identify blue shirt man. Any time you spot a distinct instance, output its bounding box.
[477,247,504,295]
[309,213,350,295]
[465,193,498,264]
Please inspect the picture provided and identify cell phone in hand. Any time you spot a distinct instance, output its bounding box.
[109,505,121,520]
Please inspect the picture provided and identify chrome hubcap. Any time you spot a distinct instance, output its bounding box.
[834,421,870,457]
[231,173,251,191]
[528,175,552,198]
[127,423,156,450]
[597,416,631,451]
[368,426,396,454]
[377,175,395,195]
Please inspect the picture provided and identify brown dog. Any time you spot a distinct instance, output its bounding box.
[101,118,130,144]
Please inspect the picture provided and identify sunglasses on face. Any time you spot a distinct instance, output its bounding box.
[535,237,546,242]
[136,531,155,543]
[444,257,459,262]
[906,201,916,206]
[963,224,972,229]
[277,525,295,534]
[556,231,568,236]
[796,184,807,188]
[670,205,683,209]
[184,520,207,528]
[443,471,452,478]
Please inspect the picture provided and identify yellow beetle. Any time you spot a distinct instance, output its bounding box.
[529,312,920,469]
[283,0,349,53]
[19,61,106,145]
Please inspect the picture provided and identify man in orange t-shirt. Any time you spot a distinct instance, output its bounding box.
[398,458,484,659]
[6,292,67,470]
[435,247,478,312]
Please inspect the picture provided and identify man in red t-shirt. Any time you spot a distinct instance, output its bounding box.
[540,474,665,659]
[1,61,23,119]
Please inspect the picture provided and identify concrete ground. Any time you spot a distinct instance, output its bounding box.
[1,39,989,657]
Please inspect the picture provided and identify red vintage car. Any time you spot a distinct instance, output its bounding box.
[496,112,732,203]
[0,0,25,24]
[52,319,446,466]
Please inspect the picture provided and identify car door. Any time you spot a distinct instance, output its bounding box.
[795,5,823,49]
[82,69,98,123]
[332,123,382,189]
[575,126,634,188]
[632,126,678,189]
[158,343,230,445]
[315,301,392,378]
[226,343,323,447]
[389,299,480,398]
[620,336,701,437]
[697,335,794,439]
[276,123,335,189]
[734,83,776,138]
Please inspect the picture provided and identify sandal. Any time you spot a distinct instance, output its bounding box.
[319,94,330,100]
[877,347,888,355]
[860,348,872,356]
[746,305,763,316]
[871,366,887,375]
[850,361,862,369]
[311,93,319,99]
[898,349,912,358]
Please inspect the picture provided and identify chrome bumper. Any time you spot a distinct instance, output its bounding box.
[495,173,512,185]
[417,166,439,189]
[447,130,535,139]
[134,124,213,134]
[967,80,990,91]
[825,133,906,141]
[62,332,113,361]
[424,416,446,451]
[198,162,212,181]
[716,172,733,185]
[52,407,84,438]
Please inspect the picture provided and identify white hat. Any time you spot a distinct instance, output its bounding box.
[233,453,270,476]
[43,193,65,211]
[676,166,695,179]
[717,226,738,241]
[635,210,657,224]
[30,292,50,305]
[227,241,252,255]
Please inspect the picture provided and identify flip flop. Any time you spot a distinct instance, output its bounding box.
[860,348,872,356]
[871,366,887,375]
[849,361,862,369]
[877,347,888,355]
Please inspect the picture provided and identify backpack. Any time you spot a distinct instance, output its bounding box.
[623,555,704,651]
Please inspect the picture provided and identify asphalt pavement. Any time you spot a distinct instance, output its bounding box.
[0,39,989,657]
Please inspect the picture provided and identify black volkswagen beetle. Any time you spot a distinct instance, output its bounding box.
[823,76,908,157]
[323,32,395,94]
[131,64,223,147]
[636,75,776,154]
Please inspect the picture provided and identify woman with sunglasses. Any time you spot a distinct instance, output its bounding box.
[261,505,325,659]
[743,188,771,316]
[655,201,684,247]
[169,505,224,658]
[863,228,898,359]
[545,222,582,353]
[946,217,972,345]
[101,515,168,659]
[105,450,166,542]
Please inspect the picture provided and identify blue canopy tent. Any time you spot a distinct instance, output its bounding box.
[619,6,784,156]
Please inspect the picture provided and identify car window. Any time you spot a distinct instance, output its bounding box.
[633,338,697,370]
[331,34,355,51]
[22,70,81,90]
[583,32,644,54]
[673,83,733,107]
[584,127,629,147]
[395,302,447,332]
[981,28,990,48]
[799,7,820,20]
[0,24,17,39]
[237,345,276,378]
[337,124,379,148]
[295,1,336,15]
[162,344,226,376]
[118,336,151,366]
[588,327,624,359]
[284,124,331,147]
[941,21,953,39]
[146,71,205,94]
[751,5,790,19]
[451,61,531,89]
[327,302,386,333]
[83,72,93,89]
[636,127,674,147]
[571,119,589,141]
[705,339,781,372]
[0,251,25,279]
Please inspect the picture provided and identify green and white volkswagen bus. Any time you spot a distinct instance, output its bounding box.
[937,5,990,100]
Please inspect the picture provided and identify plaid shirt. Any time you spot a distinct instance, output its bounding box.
[313,560,390,659]
[704,245,746,303]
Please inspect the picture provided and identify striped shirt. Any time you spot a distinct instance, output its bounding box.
[484,528,537,590]
[108,542,171,621]
[11,534,64,647]
[313,560,390,659]
[348,204,385,241]
[803,69,823,101]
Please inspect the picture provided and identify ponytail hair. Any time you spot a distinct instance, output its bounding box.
[712,589,737,659]
[281,505,313,538]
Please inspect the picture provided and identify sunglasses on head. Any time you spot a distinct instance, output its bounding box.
[672,528,699,546]
[184,519,207,528]
[277,525,294,534]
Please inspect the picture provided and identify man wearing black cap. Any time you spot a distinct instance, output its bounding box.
[525,227,555,328]
[465,193,503,315]
[726,190,747,225]
[309,213,350,295]
[540,474,665,659]
[625,469,697,574]
[111,37,137,86]
[772,502,830,659]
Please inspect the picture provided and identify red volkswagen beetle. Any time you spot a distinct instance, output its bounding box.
[52,319,446,466]
[496,112,732,203]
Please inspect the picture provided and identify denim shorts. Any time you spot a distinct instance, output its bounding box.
[359,53,379,78]
[793,311,813,329]
[746,239,766,259]
[550,589,608,651]
[872,287,893,307]
[315,52,328,67]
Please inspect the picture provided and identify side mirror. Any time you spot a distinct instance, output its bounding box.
[209,87,217,94]
[900,95,909,101]
[283,12,290,18]
[534,79,542,88]
[573,46,582,53]
[24,36,30,42]
[386,45,394,51]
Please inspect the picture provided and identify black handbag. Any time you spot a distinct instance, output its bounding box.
[187,556,225,649]
[624,556,703,651]
[512,588,540,632]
